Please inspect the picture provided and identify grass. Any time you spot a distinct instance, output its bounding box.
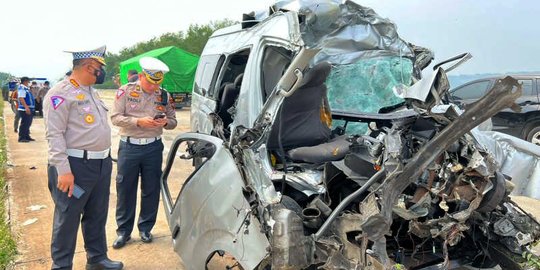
[0,96,17,268]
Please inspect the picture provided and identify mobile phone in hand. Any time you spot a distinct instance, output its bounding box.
[153,113,166,120]
[72,184,85,199]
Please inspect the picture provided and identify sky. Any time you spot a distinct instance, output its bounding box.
[1,0,539,80]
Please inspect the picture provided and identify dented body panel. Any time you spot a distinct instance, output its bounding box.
[160,133,269,270]
[161,1,540,269]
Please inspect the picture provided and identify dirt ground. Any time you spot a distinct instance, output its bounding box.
[4,90,540,270]
[3,91,238,270]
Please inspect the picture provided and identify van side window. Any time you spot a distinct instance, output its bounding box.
[193,54,222,96]
[214,48,252,136]
[518,79,533,96]
[260,46,293,102]
[452,80,491,100]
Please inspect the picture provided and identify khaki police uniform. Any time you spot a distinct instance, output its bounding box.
[30,84,40,97]
[43,46,119,270]
[111,78,176,241]
[34,84,48,116]
[38,85,50,100]
[111,82,177,138]
[45,78,111,174]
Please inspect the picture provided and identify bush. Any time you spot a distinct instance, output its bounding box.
[0,97,17,268]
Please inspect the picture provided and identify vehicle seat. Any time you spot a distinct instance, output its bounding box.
[267,62,332,151]
[287,135,350,164]
[219,73,243,128]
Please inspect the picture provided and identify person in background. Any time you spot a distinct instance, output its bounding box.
[8,80,20,133]
[30,81,41,116]
[113,74,121,88]
[110,57,177,249]
[17,77,35,142]
[37,81,51,115]
[63,70,72,80]
[127,69,138,83]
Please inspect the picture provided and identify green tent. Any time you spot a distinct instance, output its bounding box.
[119,46,199,93]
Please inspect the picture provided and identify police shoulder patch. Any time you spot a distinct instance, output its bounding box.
[51,96,65,110]
[116,89,125,99]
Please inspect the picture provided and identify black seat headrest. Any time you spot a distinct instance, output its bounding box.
[300,62,331,88]
[233,73,244,87]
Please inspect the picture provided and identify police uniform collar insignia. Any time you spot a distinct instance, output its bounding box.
[70,79,80,88]
[135,85,141,91]
[130,91,140,98]
[76,93,85,100]
[51,96,65,110]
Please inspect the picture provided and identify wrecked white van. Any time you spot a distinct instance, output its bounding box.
[160,1,540,269]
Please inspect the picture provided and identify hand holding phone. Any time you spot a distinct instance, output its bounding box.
[153,113,166,120]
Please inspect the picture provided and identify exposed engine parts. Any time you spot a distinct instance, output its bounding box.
[257,76,540,269]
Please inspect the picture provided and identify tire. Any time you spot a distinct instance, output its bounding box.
[525,125,540,145]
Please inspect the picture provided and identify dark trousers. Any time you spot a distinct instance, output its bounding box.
[48,156,112,270]
[35,100,42,116]
[10,102,20,132]
[115,139,163,236]
[18,110,33,140]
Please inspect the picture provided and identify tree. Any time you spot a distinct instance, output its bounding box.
[97,19,236,89]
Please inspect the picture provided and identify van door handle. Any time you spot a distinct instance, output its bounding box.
[172,225,180,239]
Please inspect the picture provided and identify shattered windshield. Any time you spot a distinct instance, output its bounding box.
[326,56,413,133]
[270,0,420,134]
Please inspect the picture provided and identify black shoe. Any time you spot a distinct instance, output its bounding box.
[86,258,123,270]
[140,231,153,243]
[18,139,29,143]
[27,138,35,141]
[112,235,130,249]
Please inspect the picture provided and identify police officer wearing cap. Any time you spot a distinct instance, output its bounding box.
[111,56,177,248]
[43,46,123,270]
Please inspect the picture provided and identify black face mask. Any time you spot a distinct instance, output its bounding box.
[94,67,106,85]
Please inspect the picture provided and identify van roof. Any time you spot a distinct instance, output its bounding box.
[212,24,243,37]
[202,12,301,56]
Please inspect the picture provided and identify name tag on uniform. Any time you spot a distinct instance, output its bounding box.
[127,97,141,103]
